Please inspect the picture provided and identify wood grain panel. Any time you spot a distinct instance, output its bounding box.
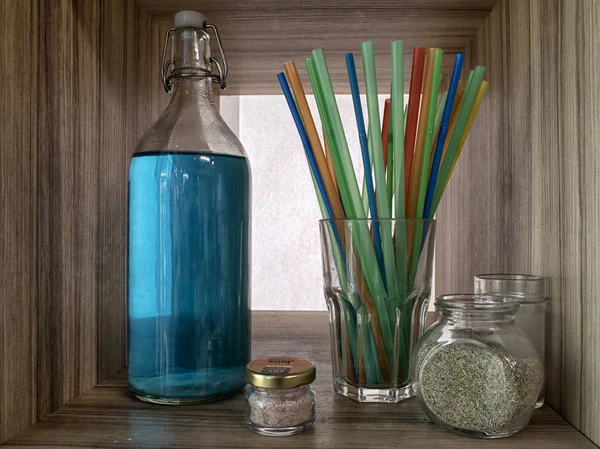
[529,0,563,416]
[576,0,600,438]
[438,0,600,444]
[4,313,597,449]
[136,0,499,95]
[1,0,133,443]
[37,0,100,415]
[434,3,508,294]
[0,0,38,442]
[97,0,135,382]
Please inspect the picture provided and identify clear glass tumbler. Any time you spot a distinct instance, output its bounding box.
[474,274,548,408]
[320,219,435,402]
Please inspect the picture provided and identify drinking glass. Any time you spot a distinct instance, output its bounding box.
[320,219,435,402]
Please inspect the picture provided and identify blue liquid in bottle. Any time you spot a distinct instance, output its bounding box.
[128,152,250,403]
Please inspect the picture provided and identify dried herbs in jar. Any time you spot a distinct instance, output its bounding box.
[245,357,316,436]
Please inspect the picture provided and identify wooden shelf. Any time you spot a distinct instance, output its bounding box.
[4,312,595,448]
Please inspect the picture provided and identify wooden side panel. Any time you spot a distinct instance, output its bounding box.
[566,1,600,440]
[0,0,39,442]
[97,0,135,382]
[449,0,600,443]
[37,0,100,416]
[0,0,132,442]
[434,2,509,293]
[529,0,563,417]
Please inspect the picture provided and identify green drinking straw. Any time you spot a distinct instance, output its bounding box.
[407,50,443,292]
[391,41,412,377]
[360,41,399,299]
[361,131,375,216]
[415,49,443,220]
[430,66,486,215]
[306,62,369,377]
[386,123,394,213]
[311,49,393,373]
[358,306,383,384]
[311,173,352,303]
[341,300,359,379]
[391,40,407,300]
[311,49,387,299]
[360,41,398,369]
[434,91,448,146]
[305,59,346,200]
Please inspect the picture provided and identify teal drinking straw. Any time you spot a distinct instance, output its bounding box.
[360,41,399,300]
[391,40,407,298]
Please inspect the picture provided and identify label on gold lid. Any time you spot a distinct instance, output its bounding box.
[246,357,316,389]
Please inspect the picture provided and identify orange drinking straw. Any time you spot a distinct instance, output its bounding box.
[404,47,426,200]
[407,48,437,218]
[284,61,344,220]
[453,80,463,112]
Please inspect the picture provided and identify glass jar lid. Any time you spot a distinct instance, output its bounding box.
[246,357,316,389]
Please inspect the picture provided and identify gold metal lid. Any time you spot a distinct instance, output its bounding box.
[245,357,316,389]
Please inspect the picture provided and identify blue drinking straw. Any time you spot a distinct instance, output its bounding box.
[277,72,346,259]
[345,53,386,288]
[424,53,464,219]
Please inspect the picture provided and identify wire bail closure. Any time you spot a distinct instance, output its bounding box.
[161,23,228,93]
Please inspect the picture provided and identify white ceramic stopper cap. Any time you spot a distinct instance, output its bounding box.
[174,10,207,28]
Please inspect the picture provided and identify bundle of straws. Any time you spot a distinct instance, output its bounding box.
[278,43,488,384]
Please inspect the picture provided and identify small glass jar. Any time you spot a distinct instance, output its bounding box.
[474,273,549,407]
[412,294,544,439]
[245,357,316,436]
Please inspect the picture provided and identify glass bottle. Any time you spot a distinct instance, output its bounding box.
[412,294,543,438]
[128,10,251,404]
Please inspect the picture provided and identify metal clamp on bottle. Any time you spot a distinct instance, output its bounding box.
[161,12,228,92]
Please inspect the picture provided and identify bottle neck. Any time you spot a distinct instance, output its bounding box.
[170,77,215,104]
[435,294,519,328]
[172,27,211,75]
[169,26,216,106]
[440,314,515,330]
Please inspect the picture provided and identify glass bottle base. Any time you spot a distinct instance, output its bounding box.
[129,385,241,405]
[333,375,414,403]
[246,417,315,436]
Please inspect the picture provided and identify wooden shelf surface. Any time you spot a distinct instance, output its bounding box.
[4,312,596,448]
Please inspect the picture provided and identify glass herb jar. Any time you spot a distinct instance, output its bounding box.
[412,294,544,439]
[245,357,316,436]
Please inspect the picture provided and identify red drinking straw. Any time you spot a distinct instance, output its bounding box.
[403,47,426,203]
